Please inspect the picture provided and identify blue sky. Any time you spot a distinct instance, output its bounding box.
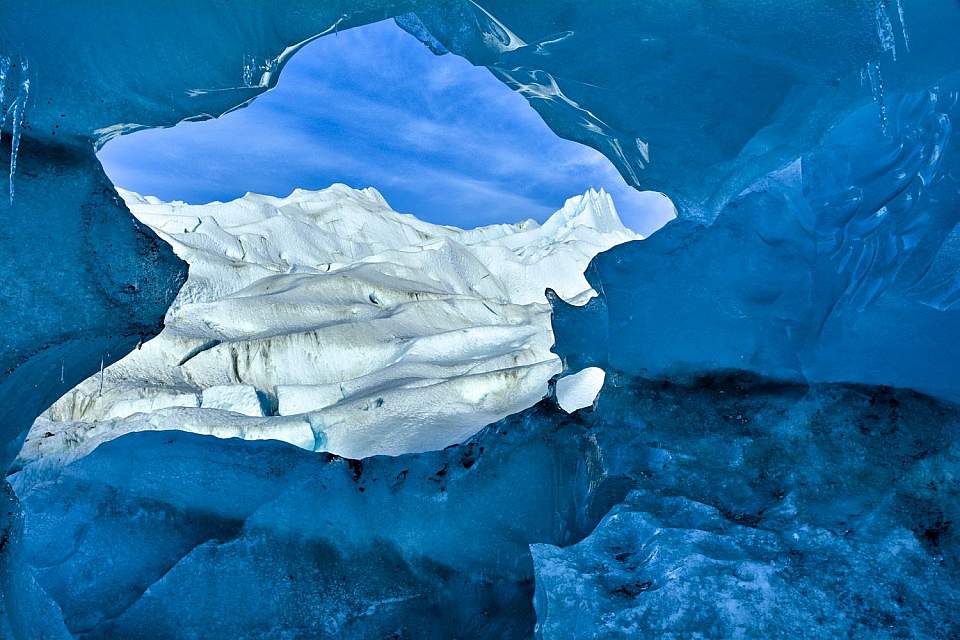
[98,20,673,235]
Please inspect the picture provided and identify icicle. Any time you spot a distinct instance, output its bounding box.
[866,60,888,135]
[875,1,897,61]
[7,58,29,205]
[243,55,277,89]
[635,138,650,167]
[97,357,105,397]
[0,56,10,122]
[895,0,910,52]
[0,56,10,156]
[242,54,255,87]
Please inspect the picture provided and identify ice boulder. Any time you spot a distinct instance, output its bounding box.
[555,367,605,413]
[275,384,344,415]
[533,488,955,639]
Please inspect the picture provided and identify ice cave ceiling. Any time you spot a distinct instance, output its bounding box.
[2,1,960,638]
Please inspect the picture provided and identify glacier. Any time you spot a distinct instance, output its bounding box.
[18,185,637,465]
[2,1,960,638]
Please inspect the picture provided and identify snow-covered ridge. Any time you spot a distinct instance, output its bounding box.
[20,185,638,465]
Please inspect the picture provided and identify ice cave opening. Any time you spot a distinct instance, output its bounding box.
[3,3,960,639]
[16,18,674,468]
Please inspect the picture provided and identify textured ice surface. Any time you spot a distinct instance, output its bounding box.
[530,378,960,639]
[19,185,636,464]
[13,373,960,638]
[553,74,960,403]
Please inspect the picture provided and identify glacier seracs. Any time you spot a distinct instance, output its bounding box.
[17,185,638,466]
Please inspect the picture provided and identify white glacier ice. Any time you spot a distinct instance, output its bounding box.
[18,184,638,465]
[200,385,264,417]
[555,367,605,413]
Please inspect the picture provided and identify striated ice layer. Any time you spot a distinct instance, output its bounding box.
[13,373,959,638]
[18,185,637,465]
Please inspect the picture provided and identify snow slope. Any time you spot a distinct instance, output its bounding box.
[19,185,636,464]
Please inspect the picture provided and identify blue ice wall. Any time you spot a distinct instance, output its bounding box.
[552,75,960,401]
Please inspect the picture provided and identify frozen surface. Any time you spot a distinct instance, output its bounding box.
[14,374,960,639]
[19,185,638,464]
